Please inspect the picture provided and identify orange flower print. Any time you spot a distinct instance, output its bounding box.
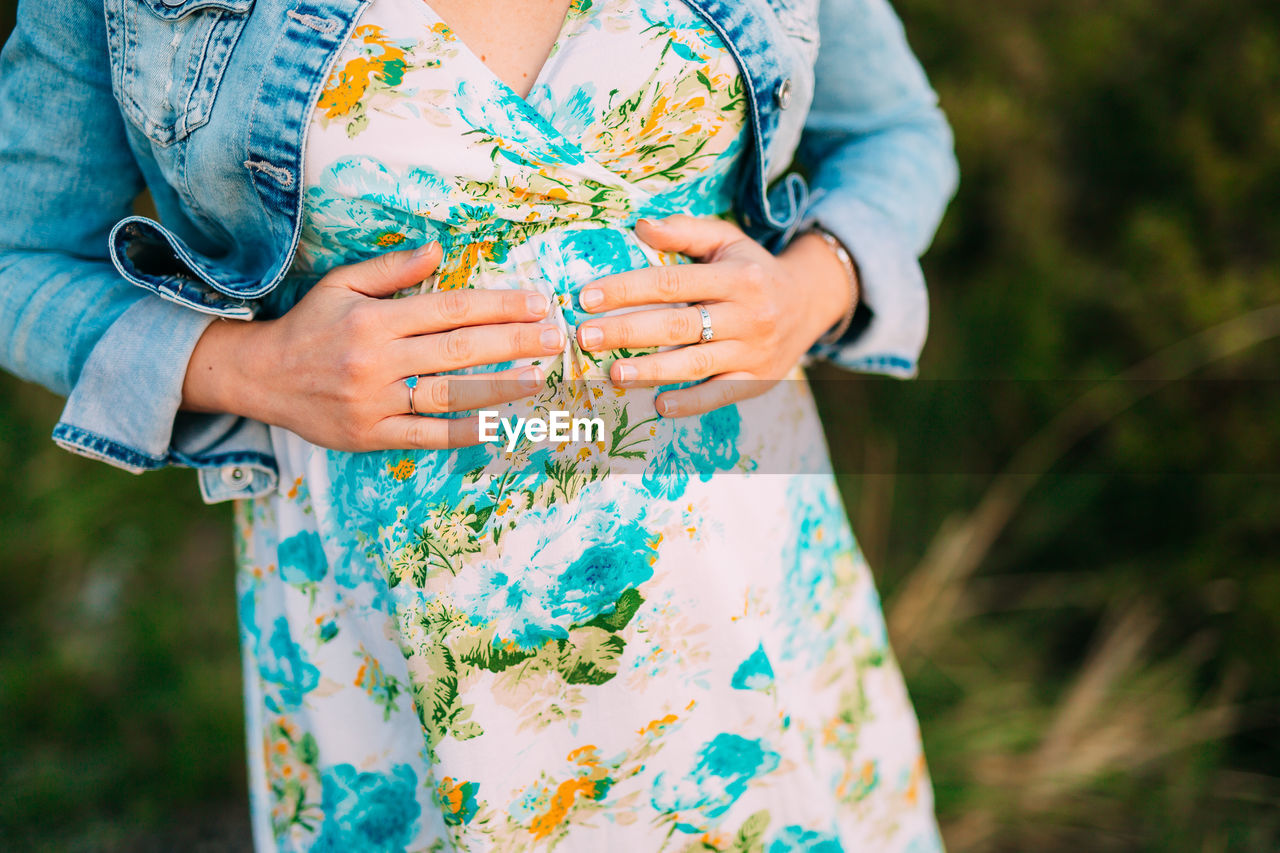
[316,25,410,120]
[436,776,481,826]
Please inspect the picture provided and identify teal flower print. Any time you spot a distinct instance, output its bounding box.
[651,733,782,826]
[642,408,742,501]
[767,825,847,853]
[323,445,489,592]
[299,156,451,267]
[646,164,744,214]
[449,494,656,650]
[238,583,260,647]
[455,78,586,168]
[637,4,726,57]
[278,530,327,584]
[551,514,655,624]
[259,617,321,712]
[642,415,693,500]
[730,643,775,691]
[777,479,862,665]
[690,404,741,477]
[313,763,421,853]
[529,81,599,141]
[535,228,649,325]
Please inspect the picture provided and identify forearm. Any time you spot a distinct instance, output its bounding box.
[800,112,957,259]
[797,0,958,374]
[802,0,957,248]
[0,252,144,395]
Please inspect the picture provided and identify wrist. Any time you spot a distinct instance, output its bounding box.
[181,318,276,421]
[780,231,859,344]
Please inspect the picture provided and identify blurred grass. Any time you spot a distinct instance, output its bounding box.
[2,0,1279,850]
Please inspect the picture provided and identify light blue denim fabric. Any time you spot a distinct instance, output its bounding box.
[0,0,958,503]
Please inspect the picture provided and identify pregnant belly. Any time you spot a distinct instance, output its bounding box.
[271,218,826,544]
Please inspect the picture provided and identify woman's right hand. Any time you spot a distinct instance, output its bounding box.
[181,242,564,450]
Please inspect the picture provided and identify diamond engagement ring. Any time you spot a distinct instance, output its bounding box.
[405,374,421,415]
[696,304,714,343]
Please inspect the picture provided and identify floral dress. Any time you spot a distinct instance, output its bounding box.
[233,0,944,850]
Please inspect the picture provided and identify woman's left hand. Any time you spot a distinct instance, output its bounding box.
[575,214,858,417]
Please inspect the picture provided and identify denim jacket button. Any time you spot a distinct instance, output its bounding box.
[774,78,793,110]
[222,466,249,487]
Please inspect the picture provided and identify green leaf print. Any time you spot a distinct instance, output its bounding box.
[454,627,537,675]
[541,457,600,503]
[557,626,626,685]
[412,642,484,750]
[609,403,658,459]
[582,587,645,633]
[346,109,369,139]
[451,720,483,741]
[379,57,407,87]
[298,731,319,765]
[732,810,771,853]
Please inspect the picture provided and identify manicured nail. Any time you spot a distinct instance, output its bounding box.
[412,241,439,258]
[580,326,604,349]
[519,367,542,390]
[526,292,549,315]
[579,288,603,310]
[658,397,678,417]
[540,326,564,350]
[615,364,635,384]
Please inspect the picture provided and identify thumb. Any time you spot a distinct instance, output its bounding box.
[328,241,444,298]
[635,215,746,261]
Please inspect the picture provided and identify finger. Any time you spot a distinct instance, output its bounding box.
[387,287,551,337]
[324,242,445,299]
[634,215,748,260]
[578,261,739,313]
[390,322,565,374]
[655,372,762,418]
[365,413,485,450]
[610,341,743,388]
[388,367,545,415]
[578,302,744,352]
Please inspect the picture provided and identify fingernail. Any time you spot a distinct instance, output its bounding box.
[580,326,603,349]
[540,326,564,350]
[615,364,635,384]
[412,241,439,258]
[658,397,678,417]
[519,367,542,390]
[637,217,663,230]
[579,288,603,310]
[526,292,549,315]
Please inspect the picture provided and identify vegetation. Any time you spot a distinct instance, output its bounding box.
[1,0,1277,849]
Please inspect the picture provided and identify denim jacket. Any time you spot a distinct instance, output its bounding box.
[0,0,957,503]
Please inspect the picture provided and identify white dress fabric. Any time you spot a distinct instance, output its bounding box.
[233,0,944,850]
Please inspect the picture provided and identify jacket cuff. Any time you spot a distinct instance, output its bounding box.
[51,295,278,502]
[800,193,929,378]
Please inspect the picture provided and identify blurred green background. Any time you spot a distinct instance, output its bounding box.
[2,0,1278,850]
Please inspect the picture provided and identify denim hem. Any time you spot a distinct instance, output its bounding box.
[51,422,166,473]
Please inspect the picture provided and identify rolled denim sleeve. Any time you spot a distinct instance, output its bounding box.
[797,0,959,377]
[0,0,275,500]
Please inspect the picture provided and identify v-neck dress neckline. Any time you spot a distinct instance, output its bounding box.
[414,0,579,106]
[239,0,945,850]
